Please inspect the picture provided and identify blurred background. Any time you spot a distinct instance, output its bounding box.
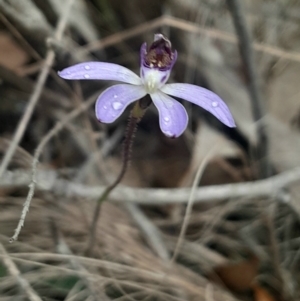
[0,0,300,300]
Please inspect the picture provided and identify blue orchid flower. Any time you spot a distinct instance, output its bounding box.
[58,34,235,137]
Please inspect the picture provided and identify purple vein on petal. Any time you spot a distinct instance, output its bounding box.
[161,83,236,127]
[95,84,147,123]
[150,91,188,138]
[58,62,142,85]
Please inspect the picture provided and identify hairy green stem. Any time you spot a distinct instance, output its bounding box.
[86,100,146,255]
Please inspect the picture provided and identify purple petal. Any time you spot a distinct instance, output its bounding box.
[95,84,147,123]
[58,62,142,85]
[150,91,188,138]
[161,83,236,127]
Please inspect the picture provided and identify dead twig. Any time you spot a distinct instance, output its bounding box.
[1,165,300,205]
[0,0,75,179]
[9,93,97,242]
[77,15,300,64]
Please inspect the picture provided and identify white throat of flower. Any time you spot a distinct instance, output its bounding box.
[141,67,170,94]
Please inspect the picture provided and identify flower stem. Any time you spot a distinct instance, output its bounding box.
[86,100,146,255]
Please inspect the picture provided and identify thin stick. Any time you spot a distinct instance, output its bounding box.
[171,150,216,263]
[205,284,215,301]
[77,15,300,64]
[9,95,96,242]
[0,0,75,179]
[3,165,300,205]
[0,243,43,301]
[226,0,270,178]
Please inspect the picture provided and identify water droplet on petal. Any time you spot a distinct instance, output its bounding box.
[114,95,118,98]
[112,102,122,110]
[103,105,107,110]
[84,65,90,70]
[84,74,90,79]
[164,116,170,122]
[212,101,218,107]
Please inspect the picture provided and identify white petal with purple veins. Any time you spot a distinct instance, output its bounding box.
[95,84,147,123]
[150,91,188,138]
[161,83,236,127]
[58,62,142,85]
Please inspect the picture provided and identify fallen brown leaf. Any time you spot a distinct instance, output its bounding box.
[209,252,260,293]
[0,31,28,71]
[252,284,277,301]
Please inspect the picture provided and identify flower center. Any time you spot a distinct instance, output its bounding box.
[142,68,169,94]
[145,49,172,69]
[140,34,175,94]
[144,35,173,70]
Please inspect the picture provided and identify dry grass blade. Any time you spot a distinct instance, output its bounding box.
[0,243,42,301]
[0,0,75,179]
[125,202,169,260]
[171,149,217,263]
